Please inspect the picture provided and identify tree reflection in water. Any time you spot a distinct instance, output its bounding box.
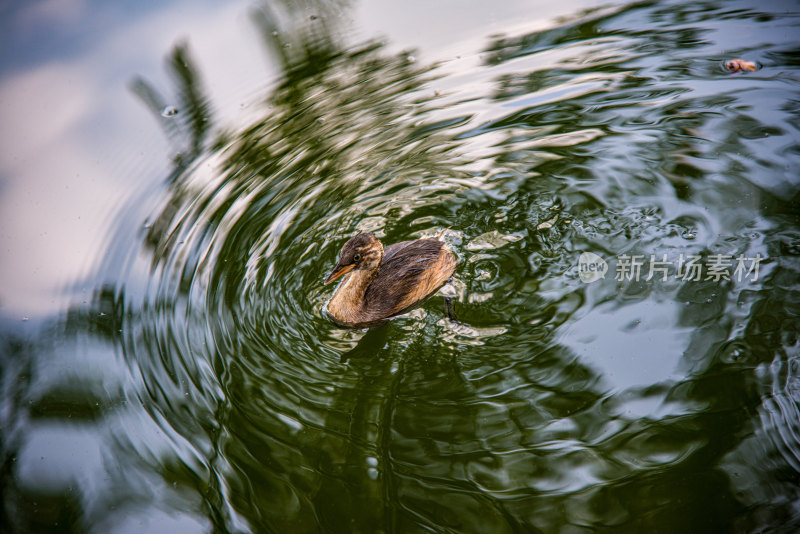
[2,1,799,533]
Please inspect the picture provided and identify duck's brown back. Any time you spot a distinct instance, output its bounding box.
[361,239,456,321]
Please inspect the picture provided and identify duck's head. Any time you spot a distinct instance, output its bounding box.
[324,232,384,284]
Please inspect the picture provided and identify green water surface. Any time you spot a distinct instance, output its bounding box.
[1,0,799,532]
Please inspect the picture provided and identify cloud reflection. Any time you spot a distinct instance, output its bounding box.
[0,0,267,317]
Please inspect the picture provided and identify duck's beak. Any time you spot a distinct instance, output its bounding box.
[324,263,355,284]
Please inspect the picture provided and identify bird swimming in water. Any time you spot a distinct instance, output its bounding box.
[324,232,457,327]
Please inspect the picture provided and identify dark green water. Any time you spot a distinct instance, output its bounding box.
[2,0,800,532]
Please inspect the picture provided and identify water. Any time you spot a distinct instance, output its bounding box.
[1,0,799,532]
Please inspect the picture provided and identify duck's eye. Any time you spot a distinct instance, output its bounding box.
[353,253,362,262]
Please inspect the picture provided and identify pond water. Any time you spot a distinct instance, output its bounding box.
[1,0,799,532]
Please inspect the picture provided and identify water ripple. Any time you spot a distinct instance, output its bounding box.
[3,0,800,532]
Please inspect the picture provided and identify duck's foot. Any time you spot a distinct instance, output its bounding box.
[443,297,460,325]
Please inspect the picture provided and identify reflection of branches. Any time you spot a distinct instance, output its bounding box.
[250,1,344,83]
[130,42,211,171]
[169,42,211,156]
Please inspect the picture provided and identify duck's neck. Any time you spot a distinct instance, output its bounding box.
[328,264,380,323]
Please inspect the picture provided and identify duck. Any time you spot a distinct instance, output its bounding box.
[324,231,457,327]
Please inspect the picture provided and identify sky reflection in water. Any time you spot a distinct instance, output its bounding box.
[1,0,800,532]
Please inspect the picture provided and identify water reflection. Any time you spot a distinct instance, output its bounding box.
[2,0,800,532]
